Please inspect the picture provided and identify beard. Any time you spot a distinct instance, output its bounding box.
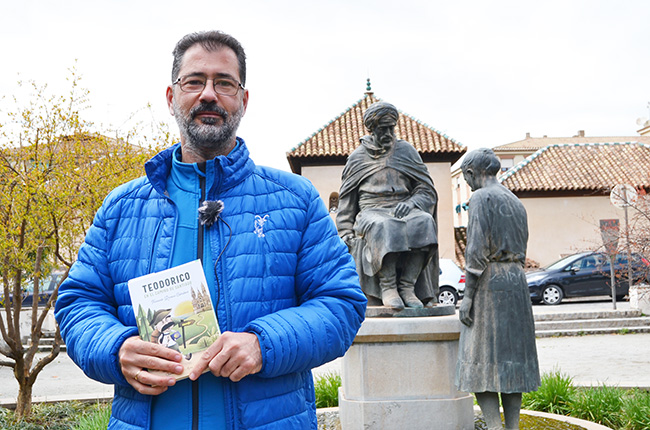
[174,100,244,156]
[377,134,395,150]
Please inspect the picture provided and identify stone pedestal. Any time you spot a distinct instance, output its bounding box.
[630,283,650,314]
[339,313,474,430]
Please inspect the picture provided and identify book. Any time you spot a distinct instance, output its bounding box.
[128,259,220,380]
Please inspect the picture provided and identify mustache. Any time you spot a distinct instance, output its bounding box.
[190,102,229,120]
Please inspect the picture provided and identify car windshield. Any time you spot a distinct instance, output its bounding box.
[543,254,586,271]
[22,271,64,293]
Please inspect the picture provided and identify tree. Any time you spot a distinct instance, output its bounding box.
[0,70,167,419]
[616,189,650,283]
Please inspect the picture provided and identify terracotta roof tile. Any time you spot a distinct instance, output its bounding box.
[287,93,465,160]
[500,142,650,193]
[494,135,650,153]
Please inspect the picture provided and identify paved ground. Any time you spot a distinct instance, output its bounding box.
[1,297,647,406]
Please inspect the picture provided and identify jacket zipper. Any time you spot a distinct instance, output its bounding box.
[193,170,206,430]
[214,204,235,430]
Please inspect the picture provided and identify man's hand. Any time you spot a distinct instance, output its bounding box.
[394,201,415,219]
[458,298,473,327]
[119,336,183,395]
[189,332,262,382]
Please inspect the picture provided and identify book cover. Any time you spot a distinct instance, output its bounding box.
[128,259,220,380]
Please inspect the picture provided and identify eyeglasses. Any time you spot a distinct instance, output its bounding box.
[173,75,244,96]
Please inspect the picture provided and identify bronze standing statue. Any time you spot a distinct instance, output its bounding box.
[336,102,439,309]
[455,148,540,430]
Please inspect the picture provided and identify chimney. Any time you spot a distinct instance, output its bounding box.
[578,130,585,137]
[525,132,531,139]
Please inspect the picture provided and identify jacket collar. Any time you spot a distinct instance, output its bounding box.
[145,137,255,198]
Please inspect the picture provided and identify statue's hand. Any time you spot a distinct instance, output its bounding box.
[341,232,356,247]
[394,201,415,219]
[459,298,473,327]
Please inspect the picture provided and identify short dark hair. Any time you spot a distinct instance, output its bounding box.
[461,148,501,176]
[171,31,247,86]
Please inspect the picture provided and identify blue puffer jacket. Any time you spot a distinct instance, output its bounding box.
[55,139,366,429]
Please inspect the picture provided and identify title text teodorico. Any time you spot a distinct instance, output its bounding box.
[141,271,191,293]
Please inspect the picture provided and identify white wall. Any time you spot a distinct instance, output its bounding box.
[523,195,626,266]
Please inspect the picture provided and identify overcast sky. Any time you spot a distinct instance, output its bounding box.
[2,0,650,171]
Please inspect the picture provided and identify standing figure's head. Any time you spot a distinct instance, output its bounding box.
[166,31,249,161]
[460,148,501,191]
[364,102,399,150]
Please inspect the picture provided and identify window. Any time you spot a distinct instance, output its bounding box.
[500,157,514,172]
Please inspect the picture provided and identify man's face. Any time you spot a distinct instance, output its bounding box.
[371,116,397,149]
[166,44,249,157]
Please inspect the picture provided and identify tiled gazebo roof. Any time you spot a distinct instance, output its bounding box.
[499,142,650,195]
[286,90,466,174]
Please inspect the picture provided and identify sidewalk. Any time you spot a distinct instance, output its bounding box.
[1,297,646,406]
[530,297,650,389]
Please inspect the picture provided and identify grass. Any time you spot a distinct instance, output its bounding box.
[0,401,109,430]
[522,370,650,430]
[622,389,650,429]
[571,385,626,429]
[314,371,341,408]
[522,368,576,416]
[72,402,111,430]
[4,370,650,429]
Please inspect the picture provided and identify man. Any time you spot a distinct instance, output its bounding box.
[55,31,366,430]
[336,101,438,309]
[455,148,540,430]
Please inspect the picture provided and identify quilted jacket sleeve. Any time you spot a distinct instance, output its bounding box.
[55,201,138,387]
[245,186,367,378]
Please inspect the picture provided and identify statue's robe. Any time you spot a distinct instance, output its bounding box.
[337,137,439,302]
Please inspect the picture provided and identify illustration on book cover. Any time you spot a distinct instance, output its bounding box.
[128,259,220,380]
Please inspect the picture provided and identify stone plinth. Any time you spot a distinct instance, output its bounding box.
[339,314,474,430]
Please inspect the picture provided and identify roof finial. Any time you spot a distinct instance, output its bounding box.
[365,78,373,96]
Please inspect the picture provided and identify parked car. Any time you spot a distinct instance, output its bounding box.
[0,270,65,307]
[438,259,465,305]
[526,252,650,305]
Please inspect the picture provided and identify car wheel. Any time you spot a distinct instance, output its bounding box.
[542,285,563,305]
[438,287,458,306]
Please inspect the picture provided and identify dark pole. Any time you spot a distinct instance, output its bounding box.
[610,255,617,310]
[625,204,633,292]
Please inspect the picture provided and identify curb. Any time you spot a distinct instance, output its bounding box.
[0,394,113,409]
[313,406,614,430]
[521,409,613,430]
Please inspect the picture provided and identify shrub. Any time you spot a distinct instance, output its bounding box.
[522,370,650,430]
[73,402,111,430]
[570,385,626,429]
[0,402,94,430]
[522,368,575,415]
[314,371,341,408]
[623,389,650,430]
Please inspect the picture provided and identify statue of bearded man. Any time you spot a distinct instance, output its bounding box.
[336,101,439,309]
